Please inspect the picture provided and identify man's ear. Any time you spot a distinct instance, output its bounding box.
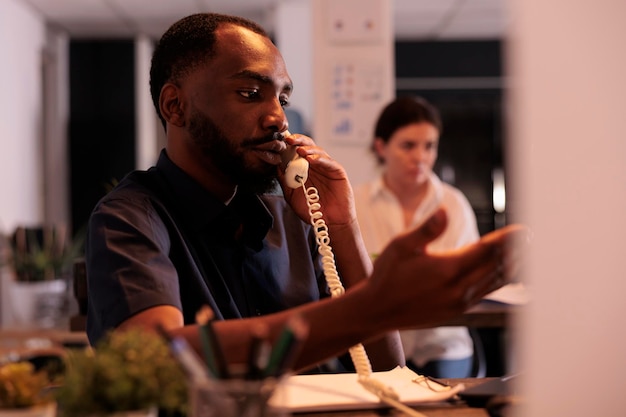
[159,83,185,127]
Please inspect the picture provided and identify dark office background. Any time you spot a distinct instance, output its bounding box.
[69,40,136,232]
[395,40,504,237]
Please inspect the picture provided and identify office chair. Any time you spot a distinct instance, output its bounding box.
[469,327,488,378]
[69,258,87,332]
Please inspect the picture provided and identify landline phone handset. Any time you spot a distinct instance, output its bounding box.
[281,134,309,189]
[281,131,423,416]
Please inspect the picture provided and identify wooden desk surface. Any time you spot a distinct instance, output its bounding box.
[441,301,520,328]
[0,328,88,345]
[295,378,495,417]
[0,329,497,416]
[0,328,88,360]
[65,302,519,334]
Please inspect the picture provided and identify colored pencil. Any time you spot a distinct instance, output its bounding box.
[263,314,309,378]
[245,323,271,380]
[156,324,211,383]
[196,305,229,379]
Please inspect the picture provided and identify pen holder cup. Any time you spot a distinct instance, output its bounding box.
[189,378,289,417]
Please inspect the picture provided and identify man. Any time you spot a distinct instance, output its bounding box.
[85,12,526,374]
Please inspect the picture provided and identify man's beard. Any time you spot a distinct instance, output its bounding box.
[187,110,279,195]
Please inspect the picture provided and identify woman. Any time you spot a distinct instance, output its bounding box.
[354,96,480,378]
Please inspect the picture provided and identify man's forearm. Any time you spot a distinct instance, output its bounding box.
[174,284,390,374]
[326,218,373,287]
[324,218,405,369]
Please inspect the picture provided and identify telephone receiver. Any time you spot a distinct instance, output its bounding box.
[281,130,309,189]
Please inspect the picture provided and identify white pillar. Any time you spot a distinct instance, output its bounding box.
[0,0,47,327]
[274,0,314,135]
[311,0,394,186]
[135,35,159,170]
[0,0,46,231]
[510,0,626,415]
[42,30,70,228]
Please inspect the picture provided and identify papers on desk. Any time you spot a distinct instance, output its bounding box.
[483,282,530,305]
[269,366,464,413]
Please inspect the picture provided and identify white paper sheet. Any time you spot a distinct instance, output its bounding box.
[269,366,464,413]
[483,283,531,305]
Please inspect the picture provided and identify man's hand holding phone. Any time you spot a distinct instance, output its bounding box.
[277,132,357,228]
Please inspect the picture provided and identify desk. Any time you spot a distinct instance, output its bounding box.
[296,378,495,417]
[442,301,520,328]
[439,302,522,377]
[0,329,88,346]
[0,328,88,360]
[0,330,497,416]
[67,303,518,332]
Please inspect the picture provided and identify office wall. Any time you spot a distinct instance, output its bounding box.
[311,0,395,188]
[510,0,626,415]
[0,0,46,231]
[0,0,47,326]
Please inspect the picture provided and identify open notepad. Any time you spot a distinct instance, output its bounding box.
[269,366,464,413]
[483,282,530,305]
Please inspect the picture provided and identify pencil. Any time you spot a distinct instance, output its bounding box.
[156,324,211,383]
[245,323,271,380]
[263,314,309,378]
[196,305,229,379]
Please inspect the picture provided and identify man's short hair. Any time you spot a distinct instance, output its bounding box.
[149,13,269,129]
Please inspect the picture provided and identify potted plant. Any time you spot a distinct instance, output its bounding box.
[0,225,84,328]
[0,361,57,417]
[6,225,84,282]
[55,329,189,417]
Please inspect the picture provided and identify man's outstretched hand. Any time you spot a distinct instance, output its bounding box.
[368,207,529,330]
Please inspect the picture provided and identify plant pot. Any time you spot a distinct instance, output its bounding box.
[0,402,56,417]
[105,407,158,417]
[8,280,68,329]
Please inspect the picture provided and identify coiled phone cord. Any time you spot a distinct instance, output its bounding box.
[282,129,428,416]
[298,181,405,405]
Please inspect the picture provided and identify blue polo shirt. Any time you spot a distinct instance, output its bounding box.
[85,150,327,345]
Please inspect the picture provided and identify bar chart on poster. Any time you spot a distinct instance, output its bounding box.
[328,59,387,145]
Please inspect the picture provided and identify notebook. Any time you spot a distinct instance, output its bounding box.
[268,366,464,413]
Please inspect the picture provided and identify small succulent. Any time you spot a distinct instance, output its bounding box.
[2,225,84,282]
[0,361,54,409]
[55,329,189,417]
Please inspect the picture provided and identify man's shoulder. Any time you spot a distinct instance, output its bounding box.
[95,169,166,212]
[105,169,160,196]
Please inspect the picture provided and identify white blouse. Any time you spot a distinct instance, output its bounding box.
[354,172,480,365]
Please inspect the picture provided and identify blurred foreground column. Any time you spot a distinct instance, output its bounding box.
[508,0,626,415]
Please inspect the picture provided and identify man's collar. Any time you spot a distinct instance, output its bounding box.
[155,150,273,247]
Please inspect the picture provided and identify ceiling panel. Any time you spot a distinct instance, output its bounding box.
[19,0,506,40]
[109,0,201,19]
[393,0,459,14]
[108,0,202,37]
[24,0,114,20]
